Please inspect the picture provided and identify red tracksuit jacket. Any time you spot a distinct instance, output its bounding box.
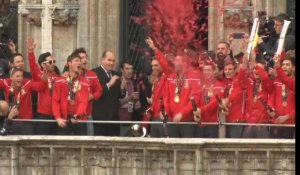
[239,66,272,123]
[28,52,60,115]
[150,50,173,118]
[0,78,47,119]
[218,72,246,123]
[81,69,103,115]
[163,70,202,122]
[268,72,295,124]
[52,76,90,120]
[197,78,223,126]
[276,67,295,92]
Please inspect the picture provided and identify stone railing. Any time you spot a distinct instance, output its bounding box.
[0,136,295,175]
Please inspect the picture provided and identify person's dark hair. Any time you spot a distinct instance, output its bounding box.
[9,53,24,64]
[256,58,266,65]
[203,60,216,70]
[38,52,51,67]
[274,13,290,24]
[282,50,295,66]
[224,59,237,69]
[218,40,231,48]
[175,48,191,64]
[67,52,80,62]
[73,47,87,55]
[184,48,199,67]
[102,51,108,59]
[9,67,23,77]
[54,66,61,75]
[121,59,133,69]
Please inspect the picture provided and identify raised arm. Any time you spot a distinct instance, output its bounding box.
[146,37,173,75]
[27,38,42,81]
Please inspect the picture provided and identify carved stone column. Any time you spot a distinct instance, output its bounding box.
[41,0,52,53]
[77,0,120,70]
[18,0,79,70]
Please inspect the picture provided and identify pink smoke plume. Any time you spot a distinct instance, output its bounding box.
[143,0,204,53]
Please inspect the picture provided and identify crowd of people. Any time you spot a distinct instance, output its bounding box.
[0,13,295,139]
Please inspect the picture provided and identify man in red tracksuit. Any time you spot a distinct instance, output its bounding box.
[218,60,247,138]
[52,52,90,135]
[73,48,103,136]
[144,38,174,137]
[268,52,295,139]
[0,68,47,135]
[162,49,201,138]
[238,59,274,138]
[26,38,61,135]
[193,61,221,138]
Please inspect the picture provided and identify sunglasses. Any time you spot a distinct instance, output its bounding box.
[42,60,56,64]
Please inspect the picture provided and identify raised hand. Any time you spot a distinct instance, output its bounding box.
[26,38,36,53]
[8,39,17,54]
[145,37,157,50]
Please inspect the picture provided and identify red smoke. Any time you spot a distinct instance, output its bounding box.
[144,0,204,53]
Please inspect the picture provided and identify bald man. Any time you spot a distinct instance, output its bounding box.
[0,100,9,117]
[92,51,126,136]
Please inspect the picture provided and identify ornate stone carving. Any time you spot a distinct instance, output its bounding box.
[116,149,144,175]
[146,150,174,175]
[238,151,267,174]
[0,148,11,175]
[177,151,196,174]
[18,7,42,26]
[204,151,236,174]
[52,8,79,26]
[54,148,81,175]
[270,151,295,172]
[19,148,50,175]
[84,148,113,175]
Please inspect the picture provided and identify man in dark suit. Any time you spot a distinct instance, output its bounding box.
[92,51,126,136]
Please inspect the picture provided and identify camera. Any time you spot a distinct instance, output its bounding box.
[0,118,12,136]
[257,11,277,43]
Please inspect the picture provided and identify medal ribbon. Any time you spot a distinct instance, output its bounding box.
[282,84,288,104]
[175,74,185,97]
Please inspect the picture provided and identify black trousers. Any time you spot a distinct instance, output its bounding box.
[270,126,294,139]
[9,121,34,135]
[56,117,87,136]
[150,117,165,138]
[168,123,196,138]
[242,126,270,138]
[226,124,245,138]
[195,125,219,138]
[34,113,57,135]
[93,123,120,136]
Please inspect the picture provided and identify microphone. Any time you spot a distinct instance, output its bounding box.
[190,96,198,112]
[190,95,200,124]
[258,96,278,118]
[159,97,169,137]
[159,97,166,121]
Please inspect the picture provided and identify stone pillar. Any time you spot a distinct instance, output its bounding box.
[41,0,52,53]
[18,0,80,71]
[77,0,120,70]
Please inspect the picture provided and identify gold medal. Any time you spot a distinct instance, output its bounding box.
[282,101,287,107]
[174,95,180,103]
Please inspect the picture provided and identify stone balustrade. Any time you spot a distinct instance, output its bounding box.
[0,136,295,175]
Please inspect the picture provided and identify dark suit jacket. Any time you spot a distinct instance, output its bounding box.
[92,66,125,121]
